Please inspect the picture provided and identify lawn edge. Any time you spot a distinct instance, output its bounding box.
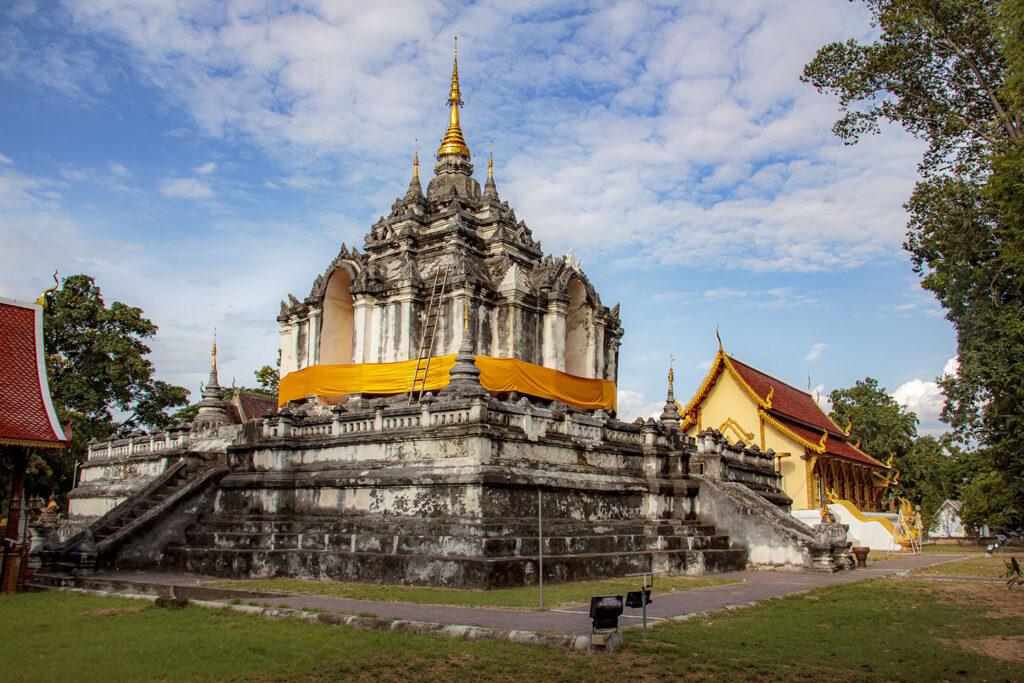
[55,587,591,653]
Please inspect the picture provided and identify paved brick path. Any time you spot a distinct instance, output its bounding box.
[85,553,965,635]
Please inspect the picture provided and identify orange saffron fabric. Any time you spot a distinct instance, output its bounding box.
[278,355,616,412]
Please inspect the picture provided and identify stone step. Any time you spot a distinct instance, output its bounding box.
[180,528,734,557]
[161,545,748,588]
[25,571,77,589]
[185,516,716,539]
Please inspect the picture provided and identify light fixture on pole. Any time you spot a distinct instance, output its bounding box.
[532,468,548,610]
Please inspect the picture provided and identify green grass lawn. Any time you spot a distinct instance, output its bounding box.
[2,578,1021,681]
[914,555,1022,578]
[208,575,734,609]
[920,543,995,555]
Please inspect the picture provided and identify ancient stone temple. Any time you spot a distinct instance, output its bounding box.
[277,47,621,406]
[49,47,849,588]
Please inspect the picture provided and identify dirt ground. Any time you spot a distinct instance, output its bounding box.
[929,581,1024,663]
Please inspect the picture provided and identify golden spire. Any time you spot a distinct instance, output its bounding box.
[488,140,493,177]
[414,139,419,177]
[436,37,471,159]
[212,327,217,369]
[668,355,675,392]
[463,298,470,332]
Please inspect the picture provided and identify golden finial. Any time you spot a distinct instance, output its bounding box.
[212,327,217,369]
[488,140,493,177]
[436,36,471,159]
[414,139,419,177]
[463,299,470,332]
[35,270,58,308]
[668,355,675,391]
[715,325,722,352]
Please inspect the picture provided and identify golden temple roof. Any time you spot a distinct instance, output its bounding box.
[436,38,471,159]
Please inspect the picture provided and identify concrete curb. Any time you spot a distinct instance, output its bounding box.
[58,587,590,653]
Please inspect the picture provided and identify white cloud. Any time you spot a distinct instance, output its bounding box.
[805,342,827,362]
[811,384,830,412]
[703,286,819,309]
[59,164,135,194]
[40,0,921,272]
[616,389,663,422]
[0,152,12,165]
[159,177,214,199]
[195,162,217,175]
[892,357,957,436]
[0,23,105,100]
[107,161,131,177]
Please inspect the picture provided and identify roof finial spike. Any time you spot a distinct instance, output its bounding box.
[414,139,419,177]
[716,325,723,353]
[449,35,462,106]
[212,327,217,369]
[36,269,59,308]
[436,36,470,159]
[484,139,499,199]
[661,354,680,426]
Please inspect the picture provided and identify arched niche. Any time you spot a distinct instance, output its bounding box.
[565,276,591,378]
[319,268,355,365]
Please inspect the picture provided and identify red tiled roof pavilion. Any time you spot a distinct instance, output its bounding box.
[0,297,69,449]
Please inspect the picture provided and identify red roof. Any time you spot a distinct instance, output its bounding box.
[727,355,884,469]
[770,414,883,468]
[728,356,846,436]
[235,392,277,421]
[0,298,68,448]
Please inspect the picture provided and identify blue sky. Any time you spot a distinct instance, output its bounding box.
[0,1,955,434]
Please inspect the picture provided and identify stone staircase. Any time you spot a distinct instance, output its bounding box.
[43,460,226,573]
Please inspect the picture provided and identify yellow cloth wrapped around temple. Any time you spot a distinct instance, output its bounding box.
[278,355,616,412]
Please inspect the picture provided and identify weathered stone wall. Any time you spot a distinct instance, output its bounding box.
[691,475,821,569]
[139,394,751,588]
[63,384,829,586]
[691,428,791,509]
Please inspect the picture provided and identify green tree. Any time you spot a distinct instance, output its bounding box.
[255,363,279,394]
[901,435,967,521]
[34,274,188,501]
[828,378,919,461]
[804,0,1024,530]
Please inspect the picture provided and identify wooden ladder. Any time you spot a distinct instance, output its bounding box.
[409,265,450,403]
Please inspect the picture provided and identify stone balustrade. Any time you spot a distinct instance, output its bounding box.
[86,426,191,462]
[692,428,787,506]
[256,395,680,455]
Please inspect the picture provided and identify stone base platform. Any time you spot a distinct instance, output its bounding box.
[159,515,747,589]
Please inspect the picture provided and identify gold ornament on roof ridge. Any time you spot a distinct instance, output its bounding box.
[436,36,471,159]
